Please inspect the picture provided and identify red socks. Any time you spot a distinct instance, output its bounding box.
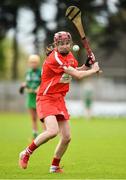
[26,141,38,155]
[52,157,61,167]
[25,142,61,167]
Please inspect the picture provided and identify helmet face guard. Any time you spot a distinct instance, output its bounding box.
[54,31,72,45]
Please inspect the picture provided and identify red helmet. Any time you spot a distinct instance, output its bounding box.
[54,31,72,44]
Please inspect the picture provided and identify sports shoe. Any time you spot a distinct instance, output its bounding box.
[19,150,30,169]
[49,165,63,173]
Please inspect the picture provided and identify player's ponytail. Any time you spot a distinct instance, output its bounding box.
[46,44,54,56]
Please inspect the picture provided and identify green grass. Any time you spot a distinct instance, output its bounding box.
[0,113,126,179]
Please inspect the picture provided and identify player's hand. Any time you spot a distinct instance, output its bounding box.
[85,52,95,67]
[19,86,25,94]
[92,62,100,73]
[19,82,26,94]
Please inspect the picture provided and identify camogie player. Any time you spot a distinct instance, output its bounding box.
[19,31,100,173]
[19,55,41,139]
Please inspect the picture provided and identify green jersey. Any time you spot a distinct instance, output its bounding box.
[83,90,93,108]
[25,68,41,108]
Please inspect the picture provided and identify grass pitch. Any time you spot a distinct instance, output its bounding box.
[0,113,126,179]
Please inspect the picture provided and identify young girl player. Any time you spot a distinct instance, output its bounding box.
[19,31,100,173]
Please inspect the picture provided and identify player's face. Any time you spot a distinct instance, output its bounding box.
[28,60,39,69]
[56,40,71,54]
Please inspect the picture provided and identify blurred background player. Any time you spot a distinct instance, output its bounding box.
[83,81,94,119]
[19,31,100,173]
[19,55,41,139]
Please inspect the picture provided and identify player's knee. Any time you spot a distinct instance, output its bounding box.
[48,129,59,139]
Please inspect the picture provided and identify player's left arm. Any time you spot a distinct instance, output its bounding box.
[64,62,100,80]
[76,64,89,71]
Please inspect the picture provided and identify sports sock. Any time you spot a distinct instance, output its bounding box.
[26,141,38,155]
[51,157,61,167]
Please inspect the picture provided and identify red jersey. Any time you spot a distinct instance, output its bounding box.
[37,50,78,96]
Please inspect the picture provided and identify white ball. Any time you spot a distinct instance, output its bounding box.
[72,45,80,52]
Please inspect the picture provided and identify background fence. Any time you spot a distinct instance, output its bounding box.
[0,78,126,116]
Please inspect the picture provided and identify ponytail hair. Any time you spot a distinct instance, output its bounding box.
[46,44,54,56]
